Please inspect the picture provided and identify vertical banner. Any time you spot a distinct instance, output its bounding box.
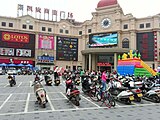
[38,34,54,49]
[154,31,158,61]
[136,32,154,61]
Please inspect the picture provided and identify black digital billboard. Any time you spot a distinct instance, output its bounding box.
[0,31,35,58]
[136,32,154,61]
[89,32,118,47]
[56,36,78,61]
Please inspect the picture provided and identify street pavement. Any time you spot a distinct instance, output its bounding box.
[0,75,159,120]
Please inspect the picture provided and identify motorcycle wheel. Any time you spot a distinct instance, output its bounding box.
[14,81,16,85]
[109,96,116,107]
[135,97,141,102]
[89,89,99,102]
[42,103,46,108]
[10,84,13,87]
[152,95,160,103]
[75,101,80,106]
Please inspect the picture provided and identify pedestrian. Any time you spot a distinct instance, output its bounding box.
[101,70,107,93]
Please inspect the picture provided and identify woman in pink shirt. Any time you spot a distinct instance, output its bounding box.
[101,70,107,92]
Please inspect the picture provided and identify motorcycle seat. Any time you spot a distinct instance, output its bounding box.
[35,88,44,93]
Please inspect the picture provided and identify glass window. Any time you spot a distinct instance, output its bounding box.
[123,24,128,29]
[42,27,46,31]
[29,25,33,30]
[22,24,27,29]
[122,38,129,48]
[65,30,69,34]
[48,28,52,32]
[60,29,63,33]
[88,29,92,33]
[2,22,6,26]
[146,23,151,28]
[9,23,13,27]
[139,24,144,28]
[79,31,82,35]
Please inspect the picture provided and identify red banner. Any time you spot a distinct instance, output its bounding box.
[2,32,29,43]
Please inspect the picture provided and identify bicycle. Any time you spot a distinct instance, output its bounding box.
[89,84,116,108]
[98,90,116,108]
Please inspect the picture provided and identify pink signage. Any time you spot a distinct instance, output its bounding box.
[38,34,54,49]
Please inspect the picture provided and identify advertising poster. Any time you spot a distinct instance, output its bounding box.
[56,36,78,61]
[0,31,35,58]
[38,34,54,49]
[89,32,118,47]
[136,32,154,61]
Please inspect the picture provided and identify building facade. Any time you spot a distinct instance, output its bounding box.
[0,0,159,71]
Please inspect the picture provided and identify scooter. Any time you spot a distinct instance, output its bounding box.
[44,75,52,86]
[122,79,143,102]
[141,82,160,103]
[32,79,48,108]
[8,75,16,87]
[109,80,135,104]
[66,77,81,106]
[54,76,60,86]
[82,76,92,94]
[74,75,81,86]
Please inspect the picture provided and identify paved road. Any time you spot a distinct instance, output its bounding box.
[0,75,159,120]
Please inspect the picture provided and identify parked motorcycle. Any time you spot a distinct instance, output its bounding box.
[82,76,93,94]
[8,75,16,87]
[54,77,61,86]
[109,80,135,104]
[74,75,81,86]
[66,77,81,106]
[122,79,143,102]
[141,82,160,103]
[44,75,52,86]
[32,79,48,108]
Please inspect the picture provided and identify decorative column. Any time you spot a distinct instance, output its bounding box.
[89,54,92,71]
[114,53,117,70]
[92,54,96,70]
[130,31,136,49]
[82,55,85,70]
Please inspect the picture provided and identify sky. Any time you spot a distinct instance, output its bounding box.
[0,0,160,22]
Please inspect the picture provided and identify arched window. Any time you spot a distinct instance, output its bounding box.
[122,38,129,48]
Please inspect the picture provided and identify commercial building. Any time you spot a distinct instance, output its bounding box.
[0,0,159,71]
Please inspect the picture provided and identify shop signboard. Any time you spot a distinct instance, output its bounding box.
[0,31,35,58]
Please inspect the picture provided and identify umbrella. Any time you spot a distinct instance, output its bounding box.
[25,64,33,67]
[7,63,16,66]
[17,63,24,67]
[0,63,6,66]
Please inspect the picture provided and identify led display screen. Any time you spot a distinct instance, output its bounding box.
[89,32,118,47]
[56,36,78,61]
[136,32,154,61]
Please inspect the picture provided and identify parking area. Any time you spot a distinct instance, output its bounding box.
[0,75,160,120]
